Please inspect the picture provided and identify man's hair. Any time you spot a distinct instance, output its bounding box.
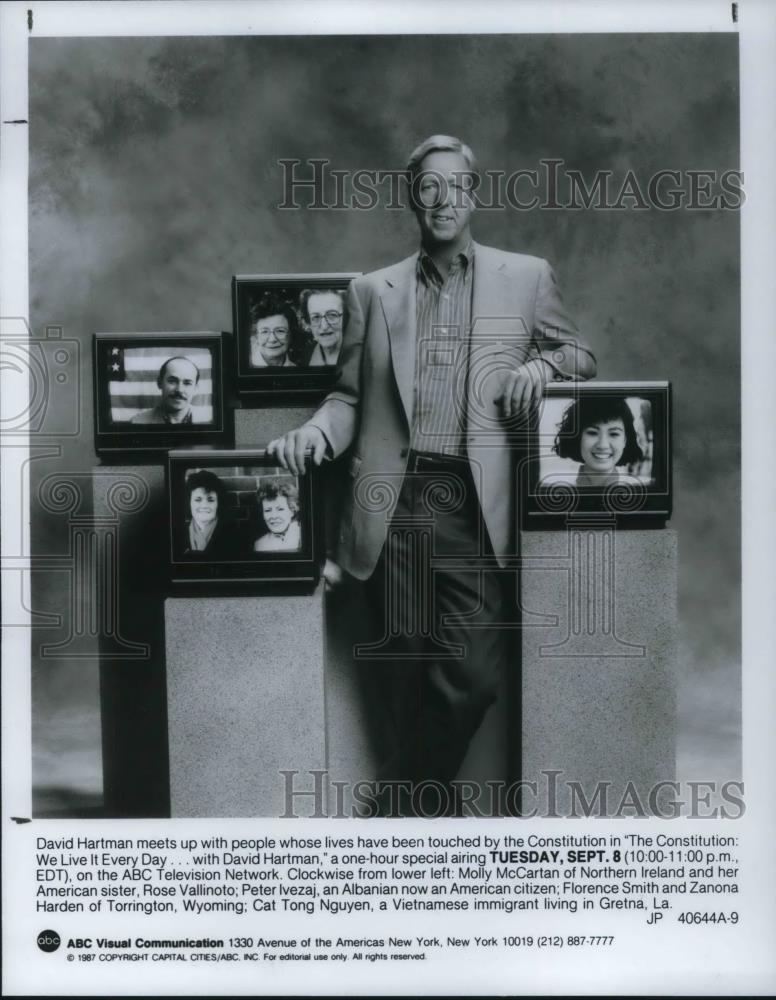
[298,287,347,325]
[553,396,644,466]
[185,469,227,507]
[157,355,200,386]
[405,134,479,184]
[249,291,299,335]
[257,480,300,515]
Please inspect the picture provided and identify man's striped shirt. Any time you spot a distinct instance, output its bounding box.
[410,243,474,456]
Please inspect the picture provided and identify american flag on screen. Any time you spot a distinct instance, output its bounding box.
[108,345,214,423]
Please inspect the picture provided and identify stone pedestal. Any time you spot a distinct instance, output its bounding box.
[165,591,326,817]
[519,528,677,816]
[94,466,170,817]
[235,407,318,450]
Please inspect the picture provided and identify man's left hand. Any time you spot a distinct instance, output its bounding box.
[495,358,553,419]
[323,558,344,592]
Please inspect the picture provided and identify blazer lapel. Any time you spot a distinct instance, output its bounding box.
[472,241,533,351]
[472,243,519,340]
[468,243,533,436]
[379,257,417,428]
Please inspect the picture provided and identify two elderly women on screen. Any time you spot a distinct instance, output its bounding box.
[249,292,299,368]
[254,481,302,552]
[181,470,240,558]
[551,397,645,489]
[299,288,346,367]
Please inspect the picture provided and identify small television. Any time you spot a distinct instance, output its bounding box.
[167,449,322,586]
[523,381,672,528]
[232,273,360,399]
[93,332,232,457]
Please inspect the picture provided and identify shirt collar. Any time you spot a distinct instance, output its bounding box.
[163,407,192,425]
[189,517,217,551]
[417,241,474,285]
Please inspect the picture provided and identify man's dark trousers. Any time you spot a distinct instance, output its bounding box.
[358,450,511,816]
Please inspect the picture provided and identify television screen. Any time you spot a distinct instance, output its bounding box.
[232,273,360,398]
[523,381,671,527]
[167,449,322,585]
[93,332,232,456]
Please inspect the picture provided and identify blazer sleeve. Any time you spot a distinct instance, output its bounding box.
[530,260,596,381]
[305,278,367,458]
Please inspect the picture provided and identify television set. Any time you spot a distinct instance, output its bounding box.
[167,449,322,586]
[93,331,232,457]
[523,381,672,528]
[232,273,360,399]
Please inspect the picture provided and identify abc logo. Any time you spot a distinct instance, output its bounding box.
[37,930,61,953]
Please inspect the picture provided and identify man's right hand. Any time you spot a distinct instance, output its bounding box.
[266,424,328,475]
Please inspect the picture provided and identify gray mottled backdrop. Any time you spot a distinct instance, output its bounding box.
[29,34,740,813]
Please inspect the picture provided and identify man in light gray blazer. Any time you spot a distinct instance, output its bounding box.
[269,135,596,816]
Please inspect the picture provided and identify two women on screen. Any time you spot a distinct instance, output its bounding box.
[182,472,302,557]
[248,289,346,369]
[553,397,644,488]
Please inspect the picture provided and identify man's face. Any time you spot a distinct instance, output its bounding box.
[579,419,627,474]
[413,150,475,250]
[159,358,198,415]
[190,487,218,528]
[253,314,291,364]
[307,292,344,352]
[262,495,293,536]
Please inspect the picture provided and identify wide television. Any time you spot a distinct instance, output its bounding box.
[523,381,672,528]
[93,331,232,457]
[232,273,360,399]
[167,449,322,586]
